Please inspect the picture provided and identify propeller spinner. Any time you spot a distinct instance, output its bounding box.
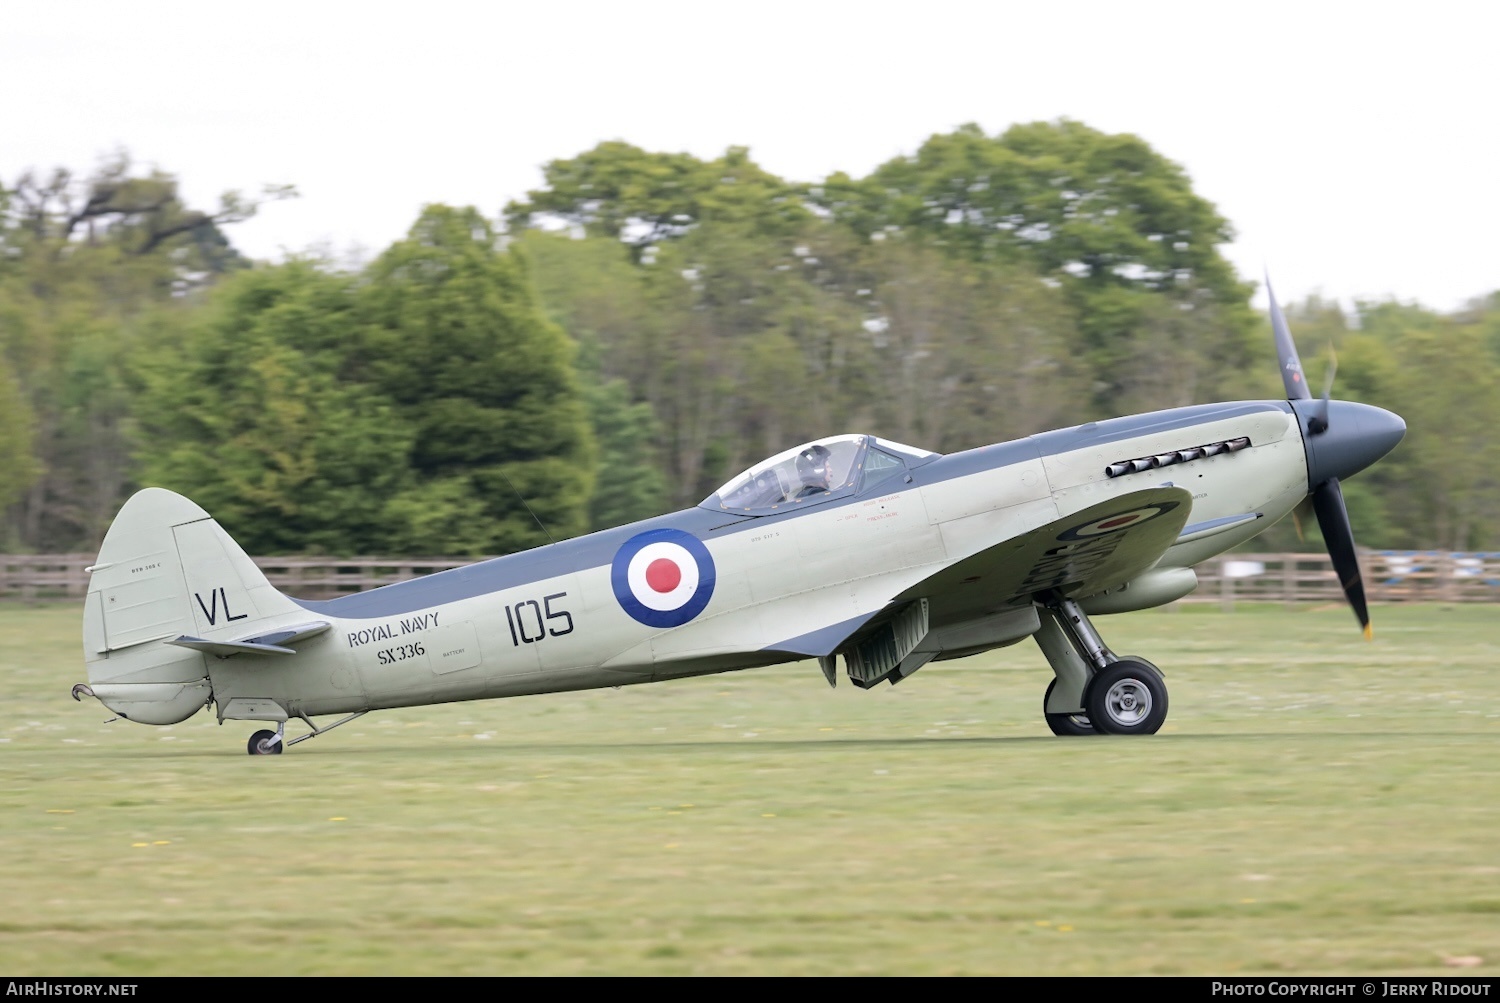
[1267,278,1406,637]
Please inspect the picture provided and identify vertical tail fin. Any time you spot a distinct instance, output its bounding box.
[80,488,302,724]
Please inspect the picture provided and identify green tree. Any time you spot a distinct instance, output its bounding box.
[857,240,1090,450]
[5,154,294,287]
[514,158,1094,503]
[0,354,40,532]
[1467,292,1500,362]
[518,217,864,506]
[627,219,879,501]
[361,206,594,553]
[513,233,669,527]
[507,143,807,260]
[585,378,668,530]
[0,155,295,550]
[137,262,415,555]
[817,122,1242,299]
[813,121,1258,410]
[1382,325,1500,551]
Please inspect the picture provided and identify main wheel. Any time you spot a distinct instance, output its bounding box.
[1043,679,1097,736]
[247,729,283,755]
[1085,658,1168,735]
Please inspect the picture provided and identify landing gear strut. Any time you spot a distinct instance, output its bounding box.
[243,711,367,755]
[1043,678,1097,736]
[1035,593,1168,736]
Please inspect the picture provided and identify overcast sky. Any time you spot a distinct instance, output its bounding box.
[4,1,1495,312]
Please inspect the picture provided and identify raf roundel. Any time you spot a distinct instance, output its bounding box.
[611,529,717,628]
[1057,500,1180,541]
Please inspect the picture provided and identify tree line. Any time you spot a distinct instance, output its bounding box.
[2,126,1497,557]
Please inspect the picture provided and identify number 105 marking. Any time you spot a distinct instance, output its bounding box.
[506,591,574,645]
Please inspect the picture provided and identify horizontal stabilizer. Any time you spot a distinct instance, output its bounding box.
[168,636,296,657]
[243,621,333,646]
[166,621,331,659]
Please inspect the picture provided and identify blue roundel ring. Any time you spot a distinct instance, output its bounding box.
[611,528,717,628]
[1056,500,1180,541]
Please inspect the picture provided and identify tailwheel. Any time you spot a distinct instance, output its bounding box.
[1043,679,1097,736]
[247,729,284,756]
[1086,658,1168,735]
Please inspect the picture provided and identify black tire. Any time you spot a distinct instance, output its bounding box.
[1119,655,1163,679]
[1086,658,1168,735]
[1043,678,1098,736]
[247,729,283,755]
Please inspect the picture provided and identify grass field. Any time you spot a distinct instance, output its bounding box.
[2,602,1497,976]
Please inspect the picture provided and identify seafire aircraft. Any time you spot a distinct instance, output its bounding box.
[73,286,1405,753]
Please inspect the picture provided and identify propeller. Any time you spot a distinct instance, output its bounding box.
[1267,276,1373,638]
[1268,276,1312,402]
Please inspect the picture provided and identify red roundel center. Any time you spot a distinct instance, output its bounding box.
[1098,514,1141,530]
[645,558,682,593]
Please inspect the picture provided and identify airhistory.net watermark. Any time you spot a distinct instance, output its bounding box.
[5,984,138,996]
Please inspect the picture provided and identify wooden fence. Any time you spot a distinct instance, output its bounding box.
[3,551,1498,605]
[0,555,467,603]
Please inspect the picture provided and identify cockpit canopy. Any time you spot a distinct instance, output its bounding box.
[702,434,937,514]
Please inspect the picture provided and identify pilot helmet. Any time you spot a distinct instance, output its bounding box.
[796,444,833,481]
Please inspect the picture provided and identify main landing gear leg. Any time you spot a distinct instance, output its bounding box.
[1034,612,1097,736]
[1036,593,1168,736]
[245,711,368,756]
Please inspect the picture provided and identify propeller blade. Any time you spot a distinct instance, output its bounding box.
[1320,344,1338,400]
[1267,276,1312,401]
[1311,477,1372,638]
[1307,345,1336,435]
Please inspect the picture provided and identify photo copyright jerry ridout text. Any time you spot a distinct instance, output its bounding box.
[7,985,138,996]
[1212,985,1491,997]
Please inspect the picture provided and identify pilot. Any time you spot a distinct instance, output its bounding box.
[794,444,834,498]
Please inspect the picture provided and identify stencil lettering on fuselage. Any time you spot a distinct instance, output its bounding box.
[431,620,481,675]
[346,611,441,647]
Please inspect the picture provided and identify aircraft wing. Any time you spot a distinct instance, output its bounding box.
[895,485,1194,619]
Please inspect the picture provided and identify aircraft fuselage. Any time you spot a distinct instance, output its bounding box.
[214,400,1310,719]
[78,395,1404,745]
